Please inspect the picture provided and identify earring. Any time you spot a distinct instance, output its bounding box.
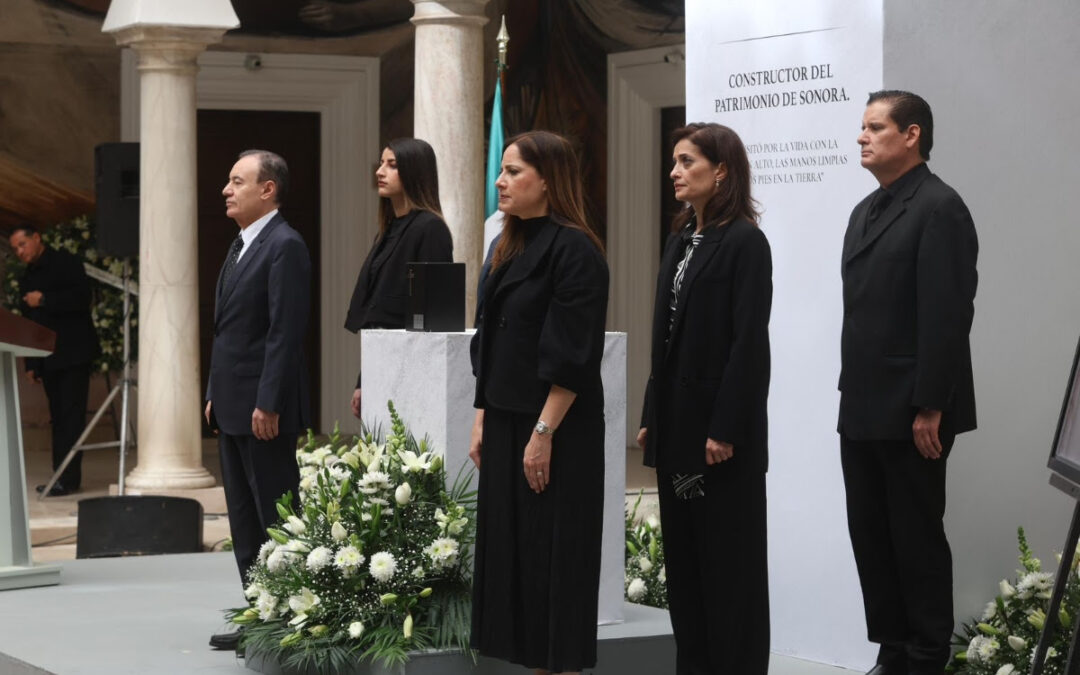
[715,178,721,187]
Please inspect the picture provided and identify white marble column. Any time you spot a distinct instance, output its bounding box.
[104,3,237,488]
[411,0,489,324]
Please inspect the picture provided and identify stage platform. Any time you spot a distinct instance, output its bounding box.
[0,552,853,674]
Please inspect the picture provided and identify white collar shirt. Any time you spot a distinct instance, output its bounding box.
[237,209,278,261]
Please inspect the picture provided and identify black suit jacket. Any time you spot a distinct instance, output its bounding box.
[640,218,772,474]
[206,213,312,437]
[838,163,978,440]
[18,247,100,374]
[471,217,609,415]
[344,209,453,388]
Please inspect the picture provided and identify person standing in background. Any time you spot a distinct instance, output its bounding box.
[9,224,99,497]
[839,90,978,675]
[344,137,453,418]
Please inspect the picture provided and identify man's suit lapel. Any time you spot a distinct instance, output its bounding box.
[216,214,285,321]
[665,224,729,359]
[843,169,929,265]
[488,220,558,304]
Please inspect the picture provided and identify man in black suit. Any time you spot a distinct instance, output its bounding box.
[9,225,99,496]
[839,91,978,675]
[205,150,311,650]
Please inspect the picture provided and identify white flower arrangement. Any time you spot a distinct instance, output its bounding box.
[229,402,477,671]
[624,492,668,609]
[950,528,1080,675]
[1,215,137,373]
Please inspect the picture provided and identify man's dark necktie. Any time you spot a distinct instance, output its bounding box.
[863,188,893,236]
[220,236,243,289]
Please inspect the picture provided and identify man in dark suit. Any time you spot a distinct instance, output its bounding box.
[9,225,99,496]
[205,150,311,650]
[839,91,978,675]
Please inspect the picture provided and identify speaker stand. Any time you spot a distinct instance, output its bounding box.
[39,259,136,499]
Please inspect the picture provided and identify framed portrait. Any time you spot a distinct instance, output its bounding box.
[1049,334,1080,493]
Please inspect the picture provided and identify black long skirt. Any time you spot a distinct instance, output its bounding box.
[470,406,605,672]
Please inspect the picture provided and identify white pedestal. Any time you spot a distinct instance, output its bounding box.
[0,353,60,590]
[362,329,627,624]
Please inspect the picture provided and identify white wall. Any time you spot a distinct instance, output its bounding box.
[884,0,1080,626]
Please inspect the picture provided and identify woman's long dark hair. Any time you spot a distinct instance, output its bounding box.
[377,137,443,235]
[491,130,604,270]
[670,123,759,232]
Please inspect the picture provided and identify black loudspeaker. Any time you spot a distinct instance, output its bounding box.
[94,142,140,258]
[76,496,203,558]
[407,262,465,332]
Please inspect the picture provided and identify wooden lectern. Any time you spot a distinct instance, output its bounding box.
[0,307,60,590]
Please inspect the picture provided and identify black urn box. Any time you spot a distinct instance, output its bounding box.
[406,262,465,332]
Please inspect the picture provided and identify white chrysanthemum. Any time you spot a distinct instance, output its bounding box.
[361,512,373,522]
[331,521,348,542]
[638,556,654,573]
[256,591,279,621]
[299,465,318,479]
[348,621,365,638]
[358,471,391,495]
[424,537,460,569]
[299,475,315,492]
[308,446,334,465]
[284,515,307,535]
[981,601,997,621]
[399,449,433,473]
[1017,572,1053,599]
[369,551,397,583]
[244,582,263,599]
[267,547,288,572]
[288,587,320,614]
[367,496,391,507]
[259,539,277,564]
[395,482,413,505]
[327,465,350,483]
[967,635,999,664]
[334,545,365,572]
[306,546,333,572]
[412,565,425,579]
[627,578,647,602]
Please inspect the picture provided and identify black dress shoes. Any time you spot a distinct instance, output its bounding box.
[209,628,244,651]
[35,482,71,497]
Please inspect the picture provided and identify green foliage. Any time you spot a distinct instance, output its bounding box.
[231,402,477,672]
[624,491,668,609]
[1,215,137,372]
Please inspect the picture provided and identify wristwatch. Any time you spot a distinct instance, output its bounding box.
[534,420,554,436]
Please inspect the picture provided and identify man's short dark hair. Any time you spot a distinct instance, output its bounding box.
[867,90,934,161]
[8,224,38,239]
[238,149,290,206]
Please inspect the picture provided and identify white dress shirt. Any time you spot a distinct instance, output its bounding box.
[237,209,278,262]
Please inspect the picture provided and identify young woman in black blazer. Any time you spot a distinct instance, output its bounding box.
[343,137,453,417]
[638,123,773,674]
[469,131,609,675]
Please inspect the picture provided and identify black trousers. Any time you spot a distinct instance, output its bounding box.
[840,434,954,675]
[41,364,91,489]
[658,467,770,675]
[218,432,300,582]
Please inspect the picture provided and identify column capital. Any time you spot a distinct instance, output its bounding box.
[411,0,489,27]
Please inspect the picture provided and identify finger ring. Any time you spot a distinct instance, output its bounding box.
[536,471,543,477]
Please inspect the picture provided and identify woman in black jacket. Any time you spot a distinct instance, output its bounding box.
[343,137,453,417]
[469,131,608,675]
[638,123,773,675]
